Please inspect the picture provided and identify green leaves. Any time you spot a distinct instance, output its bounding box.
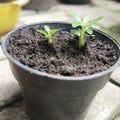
[85,16,103,35]
[36,15,103,48]
[37,25,60,44]
[70,14,82,27]
[82,16,90,23]
[70,14,103,47]
[71,14,81,22]
[85,28,93,34]
[87,16,104,28]
[71,29,80,36]
[37,30,48,38]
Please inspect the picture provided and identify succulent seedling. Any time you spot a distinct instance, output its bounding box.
[70,14,103,47]
[37,25,60,44]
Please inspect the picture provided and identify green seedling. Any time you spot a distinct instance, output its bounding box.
[70,14,103,47]
[37,25,60,44]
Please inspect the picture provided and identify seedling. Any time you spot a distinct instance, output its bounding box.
[37,25,60,44]
[70,14,103,47]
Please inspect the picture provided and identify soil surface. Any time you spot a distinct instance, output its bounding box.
[7,26,118,76]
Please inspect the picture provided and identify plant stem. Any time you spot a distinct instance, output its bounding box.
[79,27,85,47]
[48,34,51,44]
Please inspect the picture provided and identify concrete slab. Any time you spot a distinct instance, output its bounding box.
[20,10,37,17]
[20,5,116,30]
[111,66,120,85]
[114,113,120,120]
[92,0,120,12]
[85,82,120,120]
[50,4,120,28]
[0,101,29,120]
[0,60,21,108]
[19,11,69,24]
[0,46,6,61]
[23,0,59,11]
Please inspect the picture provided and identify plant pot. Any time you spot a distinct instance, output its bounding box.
[2,22,120,120]
[58,0,91,4]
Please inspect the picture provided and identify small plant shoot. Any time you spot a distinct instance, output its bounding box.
[70,14,103,47]
[37,25,60,44]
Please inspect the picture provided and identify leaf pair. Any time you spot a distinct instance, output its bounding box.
[37,25,60,44]
[71,14,103,35]
[70,14,103,47]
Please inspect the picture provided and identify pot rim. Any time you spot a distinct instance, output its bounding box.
[2,22,120,81]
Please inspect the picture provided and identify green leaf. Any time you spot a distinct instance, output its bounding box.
[37,25,60,44]
[44,25,50,33]
[82,16,90,23]
[49,29,60,35]
[70,14,104,47]
[85,28,93,34]
[37,30,48,38]
[70,29,80,36]
[87,16,104,28]
[70,14,81,22]
[71,14,82,27]
[72,21,82,27]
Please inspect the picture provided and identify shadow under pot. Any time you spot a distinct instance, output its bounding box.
[58,0,91,4]
[1,22,120,120]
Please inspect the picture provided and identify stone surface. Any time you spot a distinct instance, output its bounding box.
[101,23,120,43]
[20,10,37,17]
[0,46,6,61]
[114,113,120,120]
[92,0,120,12]
[20,4,120,29]
[84,82,120,120]
[111,66,120,85]
[0,82,120,120]
[0,34,6,44]
[19,11,69,24]
[23,0,59,11]
[0,60,21,108]
[20,2,120,27]
[0,101,30,120]
[49,4,120,28]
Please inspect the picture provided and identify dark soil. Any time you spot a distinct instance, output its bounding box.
[7,26,118,76]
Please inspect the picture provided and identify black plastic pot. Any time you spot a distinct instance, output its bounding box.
[58,0,91,4]
[2,22,120,120]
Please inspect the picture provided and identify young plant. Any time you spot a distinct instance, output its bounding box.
[37,25,60,44]
[70,14,103,47]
